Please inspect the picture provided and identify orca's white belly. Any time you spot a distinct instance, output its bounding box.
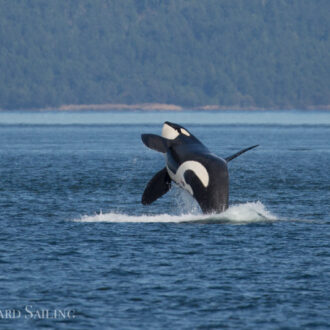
[166,160,209,195]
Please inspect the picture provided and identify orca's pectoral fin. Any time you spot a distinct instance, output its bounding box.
[141,134,170,153]
[142,168,171,205]
[225,145,259,162]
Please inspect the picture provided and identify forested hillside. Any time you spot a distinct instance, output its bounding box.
[0,0,329,110]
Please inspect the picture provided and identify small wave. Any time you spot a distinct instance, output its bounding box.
[74,201,277,224]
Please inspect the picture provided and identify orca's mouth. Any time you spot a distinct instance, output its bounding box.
[164,121,182,130]
[164,121,175,127]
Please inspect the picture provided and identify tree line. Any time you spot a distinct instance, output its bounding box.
[0,0,329,110]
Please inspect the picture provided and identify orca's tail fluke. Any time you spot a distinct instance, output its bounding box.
[225,145,259,162]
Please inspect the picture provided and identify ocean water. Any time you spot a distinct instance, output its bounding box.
[0,110,329,329]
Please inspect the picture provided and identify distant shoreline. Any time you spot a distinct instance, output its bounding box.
[1,103,330,111]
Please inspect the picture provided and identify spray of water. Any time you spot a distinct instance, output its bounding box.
[75,201,277,224]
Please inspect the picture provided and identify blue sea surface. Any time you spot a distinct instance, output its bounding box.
[0,110,329,329]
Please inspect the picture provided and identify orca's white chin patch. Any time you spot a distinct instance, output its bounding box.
[162,123,179,140]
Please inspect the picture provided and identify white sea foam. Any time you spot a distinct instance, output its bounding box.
[75,201,277,224]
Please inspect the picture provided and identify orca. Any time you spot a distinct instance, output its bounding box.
[141,122,258,214]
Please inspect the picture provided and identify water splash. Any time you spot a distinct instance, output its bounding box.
[75,201,277,224]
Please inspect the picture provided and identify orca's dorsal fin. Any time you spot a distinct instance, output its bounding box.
[141,134,171,153]
[142,167,171,205]
[225,145,259,162]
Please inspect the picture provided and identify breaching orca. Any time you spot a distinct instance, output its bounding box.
[141,122,258,214]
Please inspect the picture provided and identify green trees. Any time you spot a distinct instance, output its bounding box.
[0,0,329,109]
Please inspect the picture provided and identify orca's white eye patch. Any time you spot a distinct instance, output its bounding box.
[180,128,190,136]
